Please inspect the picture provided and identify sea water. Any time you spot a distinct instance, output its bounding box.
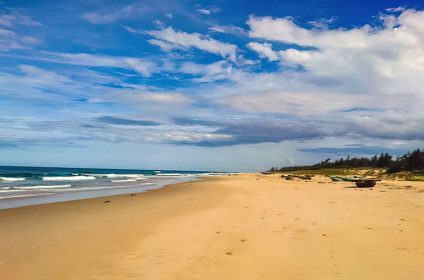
[0,166,222,209]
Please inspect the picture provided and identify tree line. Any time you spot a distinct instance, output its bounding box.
[270,149,424,173]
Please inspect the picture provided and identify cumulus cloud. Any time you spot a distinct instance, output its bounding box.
[240,8,424,109]
[1,6,423,152]
[147,27,237,60]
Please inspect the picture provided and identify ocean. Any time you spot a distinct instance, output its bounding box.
[0,166,223,209]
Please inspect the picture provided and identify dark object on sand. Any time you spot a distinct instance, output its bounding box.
[331,176,380,188]
[261,171,274,175]
[103,200,111,203]
[355,180,377,188]
[286,176,294,180]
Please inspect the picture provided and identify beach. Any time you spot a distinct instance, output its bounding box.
[1,173,424,279]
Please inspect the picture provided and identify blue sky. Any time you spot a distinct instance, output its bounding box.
[0,0,423,171]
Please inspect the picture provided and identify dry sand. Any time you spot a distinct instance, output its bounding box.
[1,173,424,279]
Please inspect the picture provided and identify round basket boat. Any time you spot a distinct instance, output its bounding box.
[355,180,377,188]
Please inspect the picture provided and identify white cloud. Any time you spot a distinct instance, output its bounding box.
[18,65,72,85]
[196,5,221,15]
[247,9,424,96]
[248,16,372,48]
[247,42,279,61]
[0,28,39,51]
[308,17,336,29]
[40,52,158,77]
[178,60,237,83]
[147,27,237,60]
[197,8,211,15]
[0,14,15,26]
[208,26,226,33]
[0,10,41,51]
[153,20,164,27]
[82,4,145,24]
[2,7,423,152]
[208,25,247,36]
[0,28,21,50]
[122,25,137,34]
[248,10,424,49]
[135,92,191,105]
[386,7,406,13]
[0,11,41,27]
[184,8,424,144]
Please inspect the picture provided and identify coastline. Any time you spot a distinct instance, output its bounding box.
[1,173,424,279]
[0,175,198,210]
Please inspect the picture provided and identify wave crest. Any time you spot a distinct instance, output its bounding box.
[42,176,96,181]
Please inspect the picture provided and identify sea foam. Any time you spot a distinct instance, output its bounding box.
[42,176,96,181]
[0,177,26,182]
[103,174,147,179]
[154,173,192,177]
[17,184,72,189]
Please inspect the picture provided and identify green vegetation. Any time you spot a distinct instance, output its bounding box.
[270,149,424,174]
[404,174,424,182]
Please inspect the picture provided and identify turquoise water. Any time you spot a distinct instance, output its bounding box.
[0,166,222,209]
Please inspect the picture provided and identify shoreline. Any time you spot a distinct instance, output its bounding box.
[1,173,424,279]
[0,176,199,210]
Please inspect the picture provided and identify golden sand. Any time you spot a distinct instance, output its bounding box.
[1,173,424,279]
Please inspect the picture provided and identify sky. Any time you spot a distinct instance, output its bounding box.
[0,0,423,171]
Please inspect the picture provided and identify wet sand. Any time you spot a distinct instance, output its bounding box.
[1,173,424,279]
